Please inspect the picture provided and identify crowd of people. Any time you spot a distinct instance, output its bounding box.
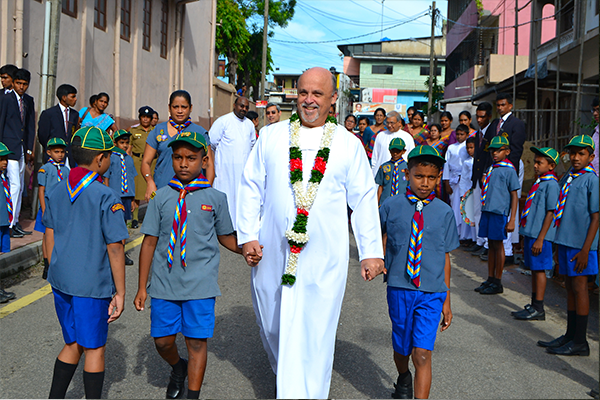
[0,62,598,400]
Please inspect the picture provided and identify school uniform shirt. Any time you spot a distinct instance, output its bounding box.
[104,152,137,197]
[0,173,9,227]
[374,159,407,204]
[442,141,468,186]
[38,161,70,193]
[554,172,599,251]
[146,122,210,190]
[380,194,460,293]
[140,184,234,301]
[481,166,520,216]
[43,177,129,298]
[458,157,474,199]
[520,178,559,242]
[371,130,416,177]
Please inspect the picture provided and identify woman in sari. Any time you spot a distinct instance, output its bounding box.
[408,111,429,144]
[459,110,477,137]
[425,123,448,155]
[79,92,117,134]
[440,111,457,145]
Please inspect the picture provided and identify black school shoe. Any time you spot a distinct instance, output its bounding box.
[131,220,139,229]
[391,372,413,399]
[470,245,485,256]
[512,304,545,320]
[166,358,188,399]
[546,340,590,356]
[125,254,134,266]
[9,228,23,238]
[474,280,491,292]
[480,282,503,294]
[479,249,489,261]
[537,335,569,348]
[14,223,32,235]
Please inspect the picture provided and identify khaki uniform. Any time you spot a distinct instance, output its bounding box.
[129,125,156,201]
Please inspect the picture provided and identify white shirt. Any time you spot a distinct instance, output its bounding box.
[59,103,71,132]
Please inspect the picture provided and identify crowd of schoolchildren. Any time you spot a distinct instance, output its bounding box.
[0,59,598,400]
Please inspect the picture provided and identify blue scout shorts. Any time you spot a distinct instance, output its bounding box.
[0,226,9,253]
[523,237,553,271]
[478,211,508,241]
[558,245,599,277]
[387,286,447,356]
[150,297,216,339]
[52,288,111,349]
[34,207,45,233]
[122,197,133,221]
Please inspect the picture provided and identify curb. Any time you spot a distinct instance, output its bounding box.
[0,240,43,279]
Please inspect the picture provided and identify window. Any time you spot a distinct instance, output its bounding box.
[372,65,393,75]
[121,0,131,41]
[62,0,77,17]
[160,0,169,58]
[363,43,381,52]
[94,0,107,30]
[420,66,442,76]
[143,0,152,51]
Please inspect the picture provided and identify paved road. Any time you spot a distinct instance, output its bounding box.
[0,231,598,399]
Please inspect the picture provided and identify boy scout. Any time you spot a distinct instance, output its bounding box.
[375,138,407,205]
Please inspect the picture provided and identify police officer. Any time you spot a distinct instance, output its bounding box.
[129,106,156,228]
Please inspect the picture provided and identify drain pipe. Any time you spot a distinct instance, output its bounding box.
[14,0,24,67]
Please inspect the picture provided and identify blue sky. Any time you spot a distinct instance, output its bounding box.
[260,0,448,78]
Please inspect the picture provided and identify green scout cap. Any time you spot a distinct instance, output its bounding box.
[531,146,559,164]
[46,137,67,148]
[168,131,207,151]
[564,134,595,151]
[0,142,14,157]
[407,145,446,163]
[487,135,510,150]
[389,137,406,151]
[73,127,114,151]
[112,129,132,142]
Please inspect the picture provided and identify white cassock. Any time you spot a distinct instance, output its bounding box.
[443,141,468,232]
[237,120,384,399]
[458,157,476,241]
[371,129,415,177]
[209,111,256,229]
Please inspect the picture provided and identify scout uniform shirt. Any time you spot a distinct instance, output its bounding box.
[520,177,559,242]
[43,172,129,298]
[140,183,234,301]
[375,159,407,205]
[104,151,137,198]
[482,166,520,216]
[146,122,211,190]
[554,172,599,251]
[38,161,70,194]
[379,194,460,293]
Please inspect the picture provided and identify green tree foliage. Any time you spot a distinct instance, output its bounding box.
[215,0,296,95]
[422,75,445,116]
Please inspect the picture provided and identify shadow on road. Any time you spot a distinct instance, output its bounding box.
[133,332,188,389]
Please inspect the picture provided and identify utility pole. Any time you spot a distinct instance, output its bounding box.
[513,0,518,107]
[260,0,269,101]
[427,1,436,123]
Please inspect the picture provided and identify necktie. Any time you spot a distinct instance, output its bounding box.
[520,172,558,227]
[496,118,503,135]
[64,107,69,134]
[554,165,596,227]
[390,160,403,197]
[167,175,211,269]
[2,175,13,224]
[50,160,65,182]
[481,160,515,206]
[113,152,128,194]
[406,186,436,288]
[169,117,192,132]
[19,97,25,124]
[67,170,99,203]
[478,130,483,147]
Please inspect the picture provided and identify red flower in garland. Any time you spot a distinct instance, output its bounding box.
[297,208,309,216]
[314,157,327,174]
[290,245,302,253]
[290,158,302,171]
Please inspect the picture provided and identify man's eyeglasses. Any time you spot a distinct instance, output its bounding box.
[266,111,278,115]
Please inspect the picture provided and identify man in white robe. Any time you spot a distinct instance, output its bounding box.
[209,96,256,230]
[371,111,415,177]
[237,67,385,399]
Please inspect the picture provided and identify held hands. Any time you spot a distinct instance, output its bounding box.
[571,250,590,273]
[108,292,125,323]
[361,258,386,281]
[242,240,264,267]
[440,301,452,332]
[133,288,147,311]
[531,239,544,256]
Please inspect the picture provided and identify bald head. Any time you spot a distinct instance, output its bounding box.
[297,67,339,128]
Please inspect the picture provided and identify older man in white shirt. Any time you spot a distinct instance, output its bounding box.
[371,111,415,177]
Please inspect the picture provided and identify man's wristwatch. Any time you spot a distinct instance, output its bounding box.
[26,150,33,155]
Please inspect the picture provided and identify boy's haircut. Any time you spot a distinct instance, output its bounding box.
[358,116,369,124]
[466,137,477,145]
[246,111,258,121]
[455,124,469,134]
[14,68,31,83]
[570,145,594,155]
[170,90,192,105]
[374,107,387,116]
[171,141,207,159]
[496,92,513,104]
[0,64,18,78]
[592,97,599,108]
[476,101,493,116]
[440,111,453,121]
[56,84,77,100]
[407,155,444,173]
[537,154,557,165]
[71,136,110,165]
